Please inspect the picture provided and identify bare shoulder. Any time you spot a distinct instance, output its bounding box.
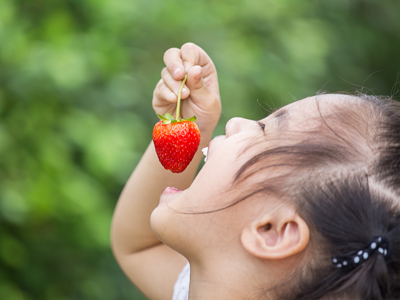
[117,244,188,300]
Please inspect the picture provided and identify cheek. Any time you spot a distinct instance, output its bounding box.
[195,148,241,185]
[190,151,252,206]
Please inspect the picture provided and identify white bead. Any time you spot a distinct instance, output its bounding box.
[357,250,363,255]
[337,263,342,268]
[343,261,348,266]
[332,258,338,264]
[363,252,369,259]
[384,249,387,256]
[378,248,384,254]
[370,242,377,249]
[354,256,360,263]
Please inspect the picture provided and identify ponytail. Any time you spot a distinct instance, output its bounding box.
[285,175,400,300]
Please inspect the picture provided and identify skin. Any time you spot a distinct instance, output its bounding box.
[111,43,360,299]
[111,43,221,300]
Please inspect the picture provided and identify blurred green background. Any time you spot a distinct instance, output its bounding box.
[0,0,399,299]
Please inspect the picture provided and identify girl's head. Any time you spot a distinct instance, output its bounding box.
[151,94,400,299]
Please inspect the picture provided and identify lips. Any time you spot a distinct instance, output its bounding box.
[163,187,181,194]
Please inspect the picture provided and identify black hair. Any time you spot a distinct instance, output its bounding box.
[283,173,400,300]
[233,94,400,300]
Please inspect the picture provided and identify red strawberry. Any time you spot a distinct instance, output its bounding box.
[153,114,201,173]
[152,74,201,173]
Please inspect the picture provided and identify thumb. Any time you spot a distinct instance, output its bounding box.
[185,65,212,102]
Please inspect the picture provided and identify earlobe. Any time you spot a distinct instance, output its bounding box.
[241,210,310,260]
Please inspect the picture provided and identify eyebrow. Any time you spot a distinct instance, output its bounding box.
[273,108,288,130]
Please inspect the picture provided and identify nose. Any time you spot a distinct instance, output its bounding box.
[225,117,255,137]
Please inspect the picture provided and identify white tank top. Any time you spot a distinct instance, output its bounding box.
[172,263,190,300]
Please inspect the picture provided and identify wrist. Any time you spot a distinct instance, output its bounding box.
[199,130,214,147]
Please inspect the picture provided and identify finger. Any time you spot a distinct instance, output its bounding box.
[163,48,185,80]
[185,65,214,104]
[153,79,178,104]
[180,43,213,75]
[161,68,190,99]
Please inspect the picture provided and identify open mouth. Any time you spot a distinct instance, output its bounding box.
[202,147,208,162]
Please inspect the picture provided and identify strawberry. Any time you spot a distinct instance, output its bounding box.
[152,74,201,173]
[153,114,201,173]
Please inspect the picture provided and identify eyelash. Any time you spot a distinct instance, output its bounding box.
[257,121,265,130]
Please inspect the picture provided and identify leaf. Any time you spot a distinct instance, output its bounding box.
[182,115,197,122]
[164,113,174,120]
[157,114,168,121]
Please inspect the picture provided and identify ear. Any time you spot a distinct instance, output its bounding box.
[241,206,310,260]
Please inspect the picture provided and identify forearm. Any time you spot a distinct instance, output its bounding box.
[111,132,212,257]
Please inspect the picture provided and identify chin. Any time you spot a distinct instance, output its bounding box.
[150,202,197,258]
[150,203,181,246]
[150,204,169,242]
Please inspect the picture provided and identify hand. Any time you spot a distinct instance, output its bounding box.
[153,43,221,137]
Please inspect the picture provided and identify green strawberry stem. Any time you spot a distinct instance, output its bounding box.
[157,74,196,124]
[175,74,188,120]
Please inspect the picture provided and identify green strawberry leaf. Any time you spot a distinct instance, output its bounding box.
[157,114,168,121]
[164,113,174,120]
[158,113,174,120]
[182,115,197,122]
[158,113,177,124]
[158,113,197,125]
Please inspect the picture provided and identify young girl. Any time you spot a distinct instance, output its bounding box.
[111,43,400,300]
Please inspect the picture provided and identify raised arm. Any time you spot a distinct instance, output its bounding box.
[111,43,221,300]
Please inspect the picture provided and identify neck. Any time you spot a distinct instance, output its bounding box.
[188,274,247,299]
[187,258,260,300]
[185,249,296,299]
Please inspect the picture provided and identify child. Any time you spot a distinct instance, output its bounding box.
[111,43,400,300]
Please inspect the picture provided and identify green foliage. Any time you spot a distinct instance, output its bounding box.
[0,0,399,299]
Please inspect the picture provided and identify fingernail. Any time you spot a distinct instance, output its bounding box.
[174,68,182,78]
[168,92,176,100]
[182,87,188,94]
